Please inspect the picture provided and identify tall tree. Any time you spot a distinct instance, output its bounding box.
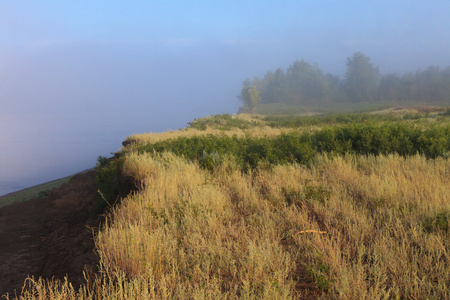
[285,60,331,105]
[239,80,261,113]
[344,52,380,102]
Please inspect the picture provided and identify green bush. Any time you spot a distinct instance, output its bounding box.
[187,114,257,130]
[136,122,450,172]
[262,113,402,128]
[93,156,120,213]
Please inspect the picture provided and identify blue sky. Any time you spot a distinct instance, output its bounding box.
[2,1,450,70]
[1,0,450,193]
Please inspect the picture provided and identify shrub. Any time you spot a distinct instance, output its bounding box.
[187,113,257,130]
[93,156,120,212]
[138,121,450,174]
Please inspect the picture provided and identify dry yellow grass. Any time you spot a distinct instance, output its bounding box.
[299,154,450,298]
[123,114,328,147]
[17,151,449,299]
[125,126,296,146]
[95,152,302,298]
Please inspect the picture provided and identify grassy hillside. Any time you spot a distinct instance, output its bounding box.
[0,176,72,208]
[0,168,95,208]
[16,107,450,299]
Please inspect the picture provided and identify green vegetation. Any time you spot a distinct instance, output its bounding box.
[187,113,258,131]
[93,156,121,212]
[262,112,401,127]
[135,119,450,172]
[15,109,450,299]
[0,176,73,208]
[239,80,262,113]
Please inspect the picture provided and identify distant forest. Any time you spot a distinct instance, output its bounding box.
[239,52,450,113]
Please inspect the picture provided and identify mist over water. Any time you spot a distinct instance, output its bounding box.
[0,100,236,197]
[0,45,242,196]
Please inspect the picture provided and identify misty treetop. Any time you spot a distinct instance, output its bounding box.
[238,52,450,113]
[344,52,380,102]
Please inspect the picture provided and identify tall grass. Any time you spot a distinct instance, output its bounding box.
[16,152,450,299]
[96,152,303,298]
[14,111,450,299]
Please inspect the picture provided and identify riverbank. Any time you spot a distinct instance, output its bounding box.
[0,168,95,208]
[0,169,102,296]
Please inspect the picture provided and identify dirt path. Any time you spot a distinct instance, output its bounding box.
[0,171,103,297]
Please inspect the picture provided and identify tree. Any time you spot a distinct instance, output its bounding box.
[379,73,402,102]
[239,80,261,113]
[417,66,445,103]
[344,52,380,102]
[260,68,288,104]
[284,60,332,105]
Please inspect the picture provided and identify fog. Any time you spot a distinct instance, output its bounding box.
[1,1,450,195]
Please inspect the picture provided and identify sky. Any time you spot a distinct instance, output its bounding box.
[1,0,450,194]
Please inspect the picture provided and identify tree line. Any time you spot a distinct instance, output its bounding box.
[239,52,450,113]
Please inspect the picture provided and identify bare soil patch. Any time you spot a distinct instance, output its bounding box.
[0,170,102,297]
